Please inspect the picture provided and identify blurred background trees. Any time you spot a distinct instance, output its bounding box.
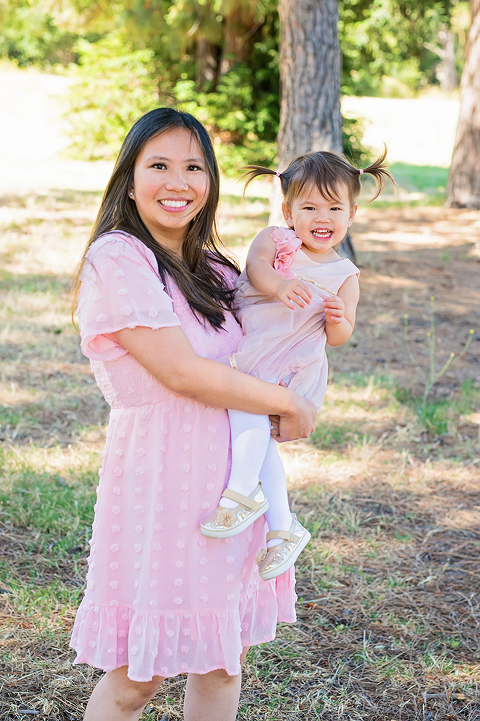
[0,0,473,179]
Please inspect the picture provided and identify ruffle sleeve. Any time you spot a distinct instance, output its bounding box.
[272,227,302,279]
[77,233,181,361]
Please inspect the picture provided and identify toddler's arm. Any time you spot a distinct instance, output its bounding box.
[324,274,360,347]
[246,227,312,309]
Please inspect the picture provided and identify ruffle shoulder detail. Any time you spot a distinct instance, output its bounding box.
[271,227,302,279]
[77,232,181,362]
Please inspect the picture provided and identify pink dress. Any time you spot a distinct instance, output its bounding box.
[70,231,296,682]
[233,227,359,410]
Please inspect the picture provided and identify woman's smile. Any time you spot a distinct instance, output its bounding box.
[158,198,191,210]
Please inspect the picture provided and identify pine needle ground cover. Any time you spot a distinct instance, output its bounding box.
[0,190,478,720]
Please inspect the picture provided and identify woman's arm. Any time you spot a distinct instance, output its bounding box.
[112,325,317,442]
[324,274,360,347]
[246,228,312,309]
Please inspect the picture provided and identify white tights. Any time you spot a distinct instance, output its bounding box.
[220,410,293,547]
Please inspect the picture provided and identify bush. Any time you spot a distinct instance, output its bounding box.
[67,34,369,174]
[66,36,159,161]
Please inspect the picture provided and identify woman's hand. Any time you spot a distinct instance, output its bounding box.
[275,279,312,310]
[270,392,317,443]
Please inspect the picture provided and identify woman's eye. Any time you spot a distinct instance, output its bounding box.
[187,165,203,171]
[152,163,167,170]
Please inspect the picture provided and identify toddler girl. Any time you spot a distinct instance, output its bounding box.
[201,149,394,580]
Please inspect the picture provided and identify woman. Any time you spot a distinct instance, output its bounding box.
[70,107,316,721]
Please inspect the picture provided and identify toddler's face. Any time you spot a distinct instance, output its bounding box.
[282,182,357,255]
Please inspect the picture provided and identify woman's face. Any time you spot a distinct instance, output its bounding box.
[131,128,210,254]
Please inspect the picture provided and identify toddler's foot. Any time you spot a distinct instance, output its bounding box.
[257,514,311,581]
[200,483,269,538]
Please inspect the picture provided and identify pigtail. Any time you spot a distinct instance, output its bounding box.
[241,165,279,198]
[361,145,396,201]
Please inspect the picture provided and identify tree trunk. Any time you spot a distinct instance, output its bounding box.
[446,0,480,209]
[437,26,458,91]
[219,2,260,77]
[195,37,219,91]
[271,0,354,260]
[277,0,342,165]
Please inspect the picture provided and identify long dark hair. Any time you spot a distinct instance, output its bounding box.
[72,108,239,329]
[243,146,395,206]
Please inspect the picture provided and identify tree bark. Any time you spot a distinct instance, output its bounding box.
[446,0,480,208]
[277,0,342,165]
[437,26,458,92]
[271,0,355,261]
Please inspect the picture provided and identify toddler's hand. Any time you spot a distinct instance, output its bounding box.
[324,295,345,324]
[275,279,312,309]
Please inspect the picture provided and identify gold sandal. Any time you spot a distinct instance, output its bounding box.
[200,484,269,538]
[258,514,311,580]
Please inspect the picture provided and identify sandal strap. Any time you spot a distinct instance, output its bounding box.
[266,529,300,543]
[221,488,261,511]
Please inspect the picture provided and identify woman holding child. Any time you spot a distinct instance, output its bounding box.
[71,108,316,721]
[71,104,390,719]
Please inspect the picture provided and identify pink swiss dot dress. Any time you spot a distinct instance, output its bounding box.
[70,231,296,682]
[233,227,359,410]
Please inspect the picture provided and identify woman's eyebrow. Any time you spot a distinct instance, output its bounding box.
[146,155,204,163]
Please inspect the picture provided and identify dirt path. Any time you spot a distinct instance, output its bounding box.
[0,68,113,195]
[342,95,459,166]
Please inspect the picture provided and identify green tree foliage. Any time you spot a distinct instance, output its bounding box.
[339,0,469,96]
[67,36,159,160]
[0,0,469,171]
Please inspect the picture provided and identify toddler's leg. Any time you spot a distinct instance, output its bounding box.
[258,438,293,547]
[257,437,311,581]
[219,410,271,509]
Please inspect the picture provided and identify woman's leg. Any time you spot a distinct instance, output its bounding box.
[83,666,164,721]
[259,437,293,546]
[220,410,271,508]
[183,647,250,721]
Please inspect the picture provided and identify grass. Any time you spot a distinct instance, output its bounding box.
[362,162,450,208]
[0,190,479,720]
[390,163,449,194]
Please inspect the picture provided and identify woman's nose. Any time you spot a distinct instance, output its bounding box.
[165,172,189,191]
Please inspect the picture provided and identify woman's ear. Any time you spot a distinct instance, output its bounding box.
[282,203,294,228]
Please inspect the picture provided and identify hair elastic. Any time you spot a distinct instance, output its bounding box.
[358,169,364,175]
[276,171,281,177]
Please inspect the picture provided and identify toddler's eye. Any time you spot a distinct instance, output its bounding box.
[331,206,341,211]
[303,206,315,211]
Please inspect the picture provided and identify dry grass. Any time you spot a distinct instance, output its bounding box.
[0,190,479,720]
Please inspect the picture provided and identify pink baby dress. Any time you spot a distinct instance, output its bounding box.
[233,227,359,410]
[70,231,296,682]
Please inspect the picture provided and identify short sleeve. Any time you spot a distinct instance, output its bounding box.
[77,233,181,361]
